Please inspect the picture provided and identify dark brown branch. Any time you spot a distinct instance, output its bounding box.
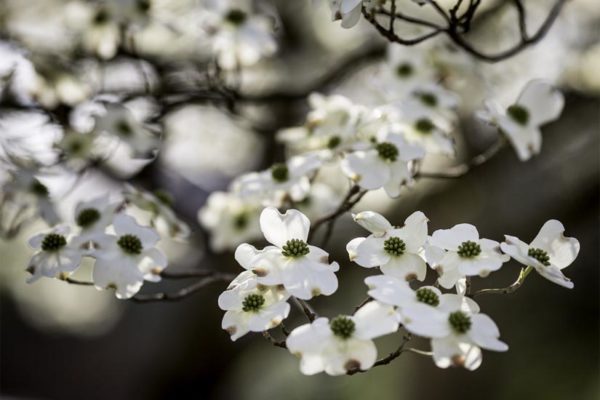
[472,266,533,297]
[346,333,412,375]
[262,331,287,348]
[131,273,236,303]
[293,297,317,322]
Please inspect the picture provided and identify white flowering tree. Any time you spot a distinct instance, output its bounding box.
[0,0,595,387]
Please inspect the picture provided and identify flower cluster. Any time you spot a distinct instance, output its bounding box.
[25,191,178,299]
[219,208,580,374]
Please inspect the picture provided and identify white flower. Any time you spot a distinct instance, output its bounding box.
[428,224,510,289]
[341,130,425,197]
[328,0,364,29]
[478,80,564,161]
[202,0,277,69]
[93,102,160,158]
[26,225,82,283]
[375,47,436,101]
[347,211,429,281]
[218,271,291,341]
[198,191,262,252]
[409,83,460,124]
[72,194,120,253]
[286,301,399,375]
[398,101,455,156]
[123,185,190,241]
[400,298,508,371]
[500,220,579,289]
[233,153,322,207]
[93,214,167,299]
[234,207,339,300]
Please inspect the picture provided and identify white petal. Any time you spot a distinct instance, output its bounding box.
[380,253,427,281]
[439,294,480,314]
[324,338,378,375]
[432,337,483,371]
[530,220,580,270]
[260,207,310,247]
[430,224,479,250]
[468,314,508,352]
[533,264,574,289]
[517,80,564,126]
[354,236,389,267]
[92,257,144,299]
[353,301,399,340]
[400,303,451,338]
[280,258,339,299]
[248,301,291,331]
[222,310,250,341]
[365,274,414,307]
[113,213,159,248]
[383,161,411,197]
[352,211,392,236]
[342,151,390,190]
[399,211,429,251]
[340,2,362,28]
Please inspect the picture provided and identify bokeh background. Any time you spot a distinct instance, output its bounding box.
[1,0,599,399]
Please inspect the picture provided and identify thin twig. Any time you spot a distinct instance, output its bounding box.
[262,331,287,348]
[131,273,236,303]
[472,266,533,297]
[347,333,412,375]
[293,297,317,322]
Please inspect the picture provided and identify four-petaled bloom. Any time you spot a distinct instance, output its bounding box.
[341,130,425,197]
[71,194,119,253]
[347,211,429,281]
[235,207,339,300]
[218,271,291,341]
[401,297,508,371]
[478,80,564,161]
[428,224,510,289]
[26,225,82,283]
[93,214,167,299]
[500,220,579,289]
[286,301,398,375]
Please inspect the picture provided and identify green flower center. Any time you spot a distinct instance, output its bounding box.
[281,239,310,258]
[416,288,440,306]
[396,63,413,78]
[137,0,151,12]
[30,180,49,197]
[415,118,435,134]
[116,120,133,137]
[242,293,265,312]
[448,311,471,334]
[41,233,67,252]
[330,316,355,339]
[376,142,399,162]
[418,92,438,107]
[457,241,481,258]
[271,163,289,183]
[225,9,247,25]
[94,9,110,24]
[384,236,406,257]
[528,247,550,266]
[507,105,529,126]
[233,212,249,230]
[117,234,143,255]
[76,208,101,228]
[327,136,341,149]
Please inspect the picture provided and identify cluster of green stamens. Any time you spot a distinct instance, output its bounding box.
[330,316,355,339]
[225,9,247,25]
[507,105,529,126]
[528,247,550,266]
[448,311,471,334]
[116,120,133,136]
[233,213,249,230]
[416,288,440,306]
[376,142,399,162]
[271,163,289,183]
[117,234,143,255]
[415,118,435,134]
[30,180,49,196]
[457,241,481,258]
[41,233,67,252]
[418,92,438,107]
[281,239,310,258]
[327,136,341,149]
[76,208,101,228]
[396,63,413,78]
[384,236,406,256]
[242,293,265,312]
[137,0,151,12]
[94,9,109,24]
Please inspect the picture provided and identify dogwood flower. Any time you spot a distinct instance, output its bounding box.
[219,271,291,341]
[286,301,398,375]
[398,101,455,156]
[72,194,120,253]
[478,80,564,161]
[428,224,510,289]
[328,0,364,28]
[400,299,508,371]
[26,225,82,283]
[198,191,262,252]
[233,153,321,207]
[347,211,429,281]
[500,220,579,289]
[234,207,339,300]
[124,185,190,241]
[341,130,425,197]
[92,214,167,299]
